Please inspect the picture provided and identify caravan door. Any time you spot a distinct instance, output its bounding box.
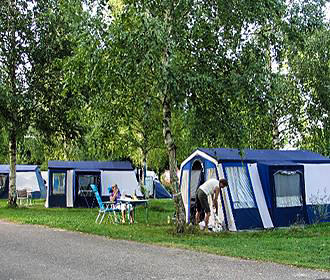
[74,171,100,208]
[270,167,308,227]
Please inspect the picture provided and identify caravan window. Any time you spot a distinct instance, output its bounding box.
[52,173,66,195]
[274,171,302,208]
[77,174,98,197]
[0,174,7,195]
[225,166,256,209]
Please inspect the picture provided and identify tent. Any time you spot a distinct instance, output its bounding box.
[154,179,172,199]
[46,160,141,208]
[153,179,172,199]
[144,173,172,199]
[179,148,330,231]
[0,165,46,199]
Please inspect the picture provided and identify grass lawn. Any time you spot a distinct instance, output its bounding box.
[0,199,329,271]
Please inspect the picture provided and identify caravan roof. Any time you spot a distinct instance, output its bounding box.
[0,165,39,173]
[48,161,134,171]
[197,148,330,163]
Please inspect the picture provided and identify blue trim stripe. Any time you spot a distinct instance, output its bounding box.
[48,161,133,171]
[197,148,330,163]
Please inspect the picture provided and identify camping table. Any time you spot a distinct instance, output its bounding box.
[119,199,148,223]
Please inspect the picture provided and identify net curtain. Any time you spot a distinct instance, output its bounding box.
[225,166,255,209]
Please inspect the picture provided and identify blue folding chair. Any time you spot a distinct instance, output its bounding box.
[91,184,120,224]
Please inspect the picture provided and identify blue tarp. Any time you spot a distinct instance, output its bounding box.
[257,162,308,227]
[48,161,134,171]
[197,148,330,163]
[154,180,172,199]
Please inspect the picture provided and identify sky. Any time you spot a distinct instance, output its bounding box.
[326,2,330,21]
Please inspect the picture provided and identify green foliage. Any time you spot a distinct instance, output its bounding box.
[16,131,46,165]
[31,0,91,148]
[1,0,329,172]
[0,0,36,133]
[181,0,328,151]
[0,129,9,163]
[289,27,330,156]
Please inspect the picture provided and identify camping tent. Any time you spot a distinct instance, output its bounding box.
[144,172,172,199]
[46,160,141,208]
[0,165,47,199]
[154,179,172,199]
[179,148,330,231]
[153,179,172,199]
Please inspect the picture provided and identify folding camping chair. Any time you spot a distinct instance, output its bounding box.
[17,189,33,206]
[91,184,120,224]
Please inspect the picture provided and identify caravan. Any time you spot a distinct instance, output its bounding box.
[0,165,46,199]
[179,148,330,231]
[46,160,141,208]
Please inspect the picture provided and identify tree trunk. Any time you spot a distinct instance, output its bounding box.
[162,94,185,233]
[7,0,17,207]
[272,117,281,149]
[8,127,17,207]
[160,5,185,233]
[142,149,148,196]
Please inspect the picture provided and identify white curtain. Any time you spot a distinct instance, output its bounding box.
[218,163,237,231]
[274,172,302,208]
[226,166,255,209]
[52,172,66,195]
[180,170,189,222]
[0,175,6,189]
[206,168,217,180]
[66,170,74,207]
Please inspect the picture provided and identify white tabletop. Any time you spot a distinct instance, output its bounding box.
[119,199,148,205]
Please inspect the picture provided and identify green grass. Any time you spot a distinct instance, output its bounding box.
[0,199,329,271]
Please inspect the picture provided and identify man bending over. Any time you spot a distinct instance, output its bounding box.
[195,178,228,230]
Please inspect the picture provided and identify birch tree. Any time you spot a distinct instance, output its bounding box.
[0,0,86,206]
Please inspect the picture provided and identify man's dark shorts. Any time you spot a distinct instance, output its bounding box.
[196,188,210,213]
